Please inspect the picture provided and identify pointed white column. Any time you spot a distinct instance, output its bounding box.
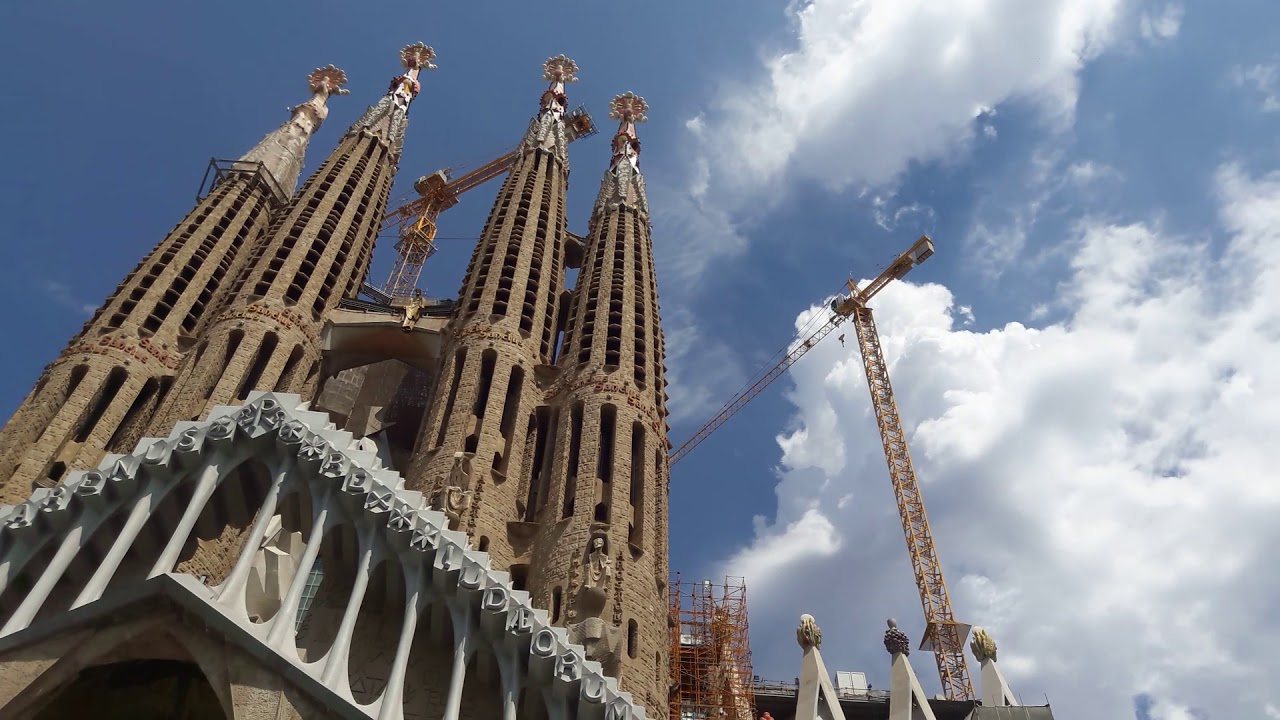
[442,599,477,720]
[148,462,225,578]
[71,484,159,609]
[970,627,1018,707]
[793,614,847,720]
[885,619,937,720]
[267,487,335,650]
[0,523,86,636]
[377,565,430,720]
[216,456,292,612]
[320,525,378,685]
[495,638,525,720]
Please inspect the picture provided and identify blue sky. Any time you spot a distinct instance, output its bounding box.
[4,1,1280,718]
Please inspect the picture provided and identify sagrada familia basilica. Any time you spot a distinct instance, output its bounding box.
[0,38,1052,720]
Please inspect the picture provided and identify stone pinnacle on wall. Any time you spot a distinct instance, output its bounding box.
[408,55,579,573]
[346,42,437,162]
[0,65,352,501]
[238,65,350,197]
[147,42,438,461]
[590,91,650,222]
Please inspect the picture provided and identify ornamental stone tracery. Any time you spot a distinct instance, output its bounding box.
[0,392,651,719]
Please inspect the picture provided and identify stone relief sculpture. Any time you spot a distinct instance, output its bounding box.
[566,533,625,676]
[970,626,997,662]
[567,615,626,677]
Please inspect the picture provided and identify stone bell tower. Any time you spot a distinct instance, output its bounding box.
[409,56,579,571]
[526,92,670,712]
[149,43,437,434]
[0,66,350,504]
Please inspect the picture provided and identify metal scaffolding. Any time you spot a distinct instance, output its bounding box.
[669,575,756,720]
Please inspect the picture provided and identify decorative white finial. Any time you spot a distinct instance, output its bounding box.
[400,42,438,71]
[609,91,649,123]
[970,626,998,662]
[543,55,579,83]
[796,614,822,650]
[307,65,350,96]
[884,618,911,656]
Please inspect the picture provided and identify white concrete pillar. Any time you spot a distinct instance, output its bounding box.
[267,487,334,651]
[377,566,429,720]
[70,486,157,609]
[442,601,476,720]
[0,523,85,637]
[148,463,223,578]
[216,456,292,612]
[495,641,524,720]
[320,526,377,686]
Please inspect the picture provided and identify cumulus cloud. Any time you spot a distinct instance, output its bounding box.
[719,162,1280,719]
[654,0,1131,281]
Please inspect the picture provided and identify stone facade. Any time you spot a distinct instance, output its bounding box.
[0,46,674,720]
[149,47,433,434]
[0,67,348,504]
[409,58,578,575]
[0,393,653,719]
[526,93,670,712]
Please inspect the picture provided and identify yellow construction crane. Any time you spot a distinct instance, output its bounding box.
[668,236,975,700]
[379,106,597,297]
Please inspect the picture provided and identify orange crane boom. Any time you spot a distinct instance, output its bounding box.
[668,235,975,700]
[379,106,597,297]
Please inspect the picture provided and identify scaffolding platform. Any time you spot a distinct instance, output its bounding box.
[669,575,756,720]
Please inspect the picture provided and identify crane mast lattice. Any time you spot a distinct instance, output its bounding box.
[379,106,597,297]
[669,236,975,700]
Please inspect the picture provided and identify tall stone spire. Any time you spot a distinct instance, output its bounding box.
[148,44,435,463]
[408,56,578,573]
[239,65,350,197]
[0,67,350,503]
[525,93,670,711]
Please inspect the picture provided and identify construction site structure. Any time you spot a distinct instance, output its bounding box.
[669,575,756,720]
[380,105,597,297]
[666,236,974,701]
[834,236,974,701]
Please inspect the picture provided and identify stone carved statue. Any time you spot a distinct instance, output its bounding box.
[567,616,625,677]
[796,614,822,650]
[401,289,427,331]
[585,535,613,590]
[970,626,997,662]
[883,618,911,656]
[566,533,625,676]
[572,535,612,620]
[430,452,473,530]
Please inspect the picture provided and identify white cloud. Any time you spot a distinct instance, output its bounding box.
[659,306,747,425]
[719,162,1280,718]
[655,0,1131,280]
[39,279,96,316]
[1229,61,1280,112]
[1139,4,1184,43]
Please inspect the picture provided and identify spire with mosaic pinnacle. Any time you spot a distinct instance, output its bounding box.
[148,44,436,458]
[0,67,350,503]
[409,56,579,574]
[239,65,350,199]
[525,92,670,712]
